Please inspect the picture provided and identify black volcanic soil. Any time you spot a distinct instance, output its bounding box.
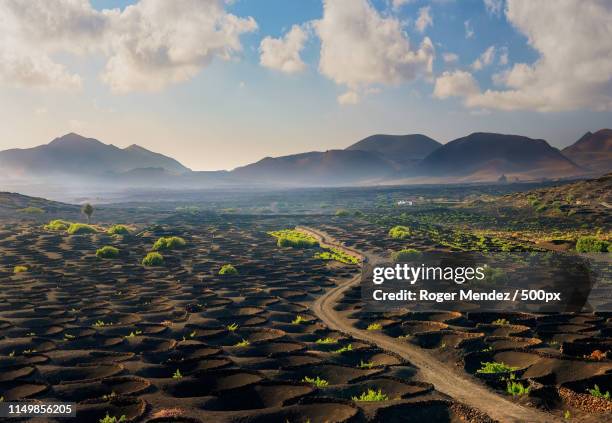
[0,212,497,423]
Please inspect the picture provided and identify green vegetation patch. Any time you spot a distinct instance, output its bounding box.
[315,337,337,344]
[219,264,238,276]
[13,265,28,273]
[107,225,130,235]
[315,247,360,264]
[152,236,186,251]
[352,388,389,402]
[587,384,611,400]
[389,225,411,239]
[99,414,127,423]
[576,236,610,253]
[96,246,120,259]
[332,344,353,354]
[477,361,518,374]
[302,376,329,388]
[268,229,319,249]
[19,206,44,214]
[44,219,72,231]
[67,223,97,235]
[506,381,530,397]
[392,248,421,262]
[142,252,164,267]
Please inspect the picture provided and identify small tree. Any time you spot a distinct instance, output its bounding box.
[82,203,94,224]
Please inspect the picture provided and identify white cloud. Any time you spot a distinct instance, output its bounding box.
[0,0,104,90]
[483,0,503,17]
[433,70,479,99]
[471,45,495,70]
[0,0,257,93]
[415,7,433,33]
[442,52,459,63]
[259,24,308,74]
[102,0,257,93]
[0,46,82,90]
[464,20,474,39]
[314,0,434,104]
[337,90,360,105]
[437,0,612,112]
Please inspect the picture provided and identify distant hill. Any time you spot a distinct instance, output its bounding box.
[232,149,397,186]
[496,173,611,227]
[346,134,441,166]
[0,133,190,179]
[0,191,79,219]
[419,132,584,181]
[562,129,612,174]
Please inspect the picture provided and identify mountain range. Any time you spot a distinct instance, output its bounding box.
[0,130,610,187]
[0,133,189,179]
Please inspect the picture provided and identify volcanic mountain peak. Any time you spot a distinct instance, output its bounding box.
[419,132,583,180]
[0,133,191,177]
[346,134,441,166]
[561,128,612,174]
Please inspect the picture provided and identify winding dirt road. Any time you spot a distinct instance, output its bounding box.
[300,226,557,423]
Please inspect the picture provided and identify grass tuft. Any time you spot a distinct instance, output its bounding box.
[142,252,164,266]
[235,339,250,347]
[219,264,238,276]
[352,388,389,402]
[477,361,518,374]
[67,223,97,235]
[332,344,353,354]
[96,246,120,259]
[107,225,130,235]
[302,376,329,388]
[152,236,186,251]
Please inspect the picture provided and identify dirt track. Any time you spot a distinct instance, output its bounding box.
[301,226,558,423]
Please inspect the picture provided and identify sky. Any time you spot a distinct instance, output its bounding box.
[0,0,611,171]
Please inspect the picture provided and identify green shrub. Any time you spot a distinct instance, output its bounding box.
[389,225,411,239]
[315,248,360,264]
[587,384,611,400]
[332,344,353,354]
[107,225,130,235]
[269,229,318,249]
[315,337,337,344]
[292,315,307,325]
[152,236,186,251]
[358,360,375,369]
[96,246,120,259]
[335,209,350,217]
[477,361,518,374]
[302,376,329,388]
[576,236,610,253]
[219,264,238,276]
[142,252,164,266]
[235,339,250,347]
[99,414,127,423]
[352,388,389,402]
[506,381,530,397]
[19,207,44,214]
[44,219,72,231]
[13,265,28,273]
[367,323,382,331]
[392,248,421,262]
[67,223,97,235]
[492,318,510,326]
